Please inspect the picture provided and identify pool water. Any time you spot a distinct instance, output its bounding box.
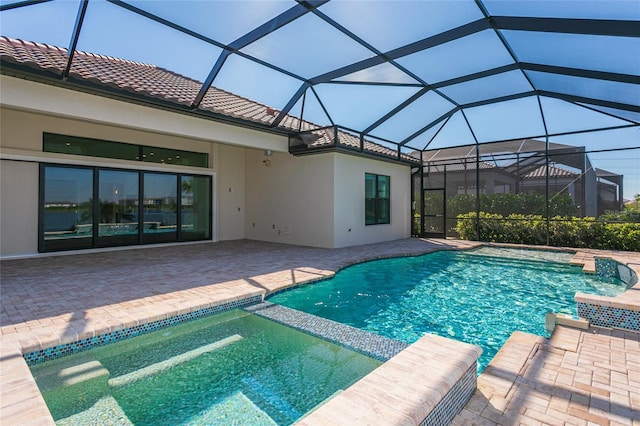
[268,247,627,372]
[30,310,381,425]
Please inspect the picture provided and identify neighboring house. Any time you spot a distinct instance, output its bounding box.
[418,139,623,218]
[0,37,415,257]
[521,164,581,205]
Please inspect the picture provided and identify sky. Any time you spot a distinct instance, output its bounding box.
[1,0,638,199]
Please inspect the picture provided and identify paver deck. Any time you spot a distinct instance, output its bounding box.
[1,238,639,425]
[453,326,640,426]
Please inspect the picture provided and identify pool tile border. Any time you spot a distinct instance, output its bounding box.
[577,302,640,331]
[245,301,408,361]
[420,365,477,426]
[575,254,640,332]
[23,295,263,366]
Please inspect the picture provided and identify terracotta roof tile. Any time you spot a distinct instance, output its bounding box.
[1,37,415,163]
[523,165,578,179]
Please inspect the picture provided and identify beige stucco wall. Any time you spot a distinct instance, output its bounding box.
[244,150,335,248]
[244,151,411,248]
[333,154,411,248]
[0,108,214,155]
[0,160,39,256]
[215,144,246,241]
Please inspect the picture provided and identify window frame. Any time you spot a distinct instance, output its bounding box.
[365,172,391,225]
[39,163,212,252]
[43,132,209,168]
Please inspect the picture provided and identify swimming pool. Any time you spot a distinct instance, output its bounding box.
[30,310,381,425]
[268,247,628,371]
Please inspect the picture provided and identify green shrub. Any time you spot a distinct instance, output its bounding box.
[456,212,640,251]
[447,193,578,219]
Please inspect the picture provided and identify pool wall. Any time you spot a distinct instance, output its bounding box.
[23,295,263,365]
[298,333,482,426]
[22,298,483,426]
[575,257,640,331]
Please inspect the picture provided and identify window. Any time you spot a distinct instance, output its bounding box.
[40,164,211,252]
[98,169,140,247]
[181,175,212,241]
[40,165,94,252]
[365,173,390,225]
[143,172,178,244]
[44,133,209,168]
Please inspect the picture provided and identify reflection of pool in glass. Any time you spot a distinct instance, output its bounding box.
[31,310,381,426]
[268,247,628,372]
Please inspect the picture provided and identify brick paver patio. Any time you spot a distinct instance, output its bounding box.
[1,238,638,425]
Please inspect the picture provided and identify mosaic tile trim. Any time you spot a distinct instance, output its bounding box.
[595,257,620,280]
[594,257,637,287]
[420,365,477,426]
[245,302,408,361]
[23,295,263,366]
[577,302,640,331]
[618,264,635,286]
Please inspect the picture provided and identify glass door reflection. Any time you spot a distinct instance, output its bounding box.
[143,172,177,243]
[42,166,94,251]
[181,175,211,240]
[98,170,139,246]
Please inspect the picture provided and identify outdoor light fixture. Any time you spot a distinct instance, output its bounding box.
[263,150,272,167]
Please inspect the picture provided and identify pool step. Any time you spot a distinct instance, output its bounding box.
[32,359,111,420]
[109,334,243,388]
[55,396,133,426]
[241,376,302,422]
[189,391,277,426]
[33,358,109,393]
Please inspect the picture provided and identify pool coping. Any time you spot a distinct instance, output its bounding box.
[2,239,639,425]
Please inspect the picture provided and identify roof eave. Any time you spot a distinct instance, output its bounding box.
[0,60,295,138]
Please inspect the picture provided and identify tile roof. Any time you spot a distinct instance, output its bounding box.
[0,37,415,164]
[523,165,579,179]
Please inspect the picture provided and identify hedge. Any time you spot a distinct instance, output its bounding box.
[456,212,640,251]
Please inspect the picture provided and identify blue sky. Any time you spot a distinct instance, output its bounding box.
[1,0,638,199]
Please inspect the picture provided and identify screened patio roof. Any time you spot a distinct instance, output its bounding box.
[1,0,638,156]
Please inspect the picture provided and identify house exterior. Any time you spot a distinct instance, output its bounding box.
[419,139,623,219]
[0,38,412,258]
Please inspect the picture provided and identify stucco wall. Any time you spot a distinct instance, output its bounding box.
[333,154,411,248]
[215,144,246,241]
[244,150,335,248]
[0,160,39,256]
[0,108,213,154]
[244,151,411,249]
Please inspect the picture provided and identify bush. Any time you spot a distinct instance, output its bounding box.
[447,193,578,219]
[456,212,640,251]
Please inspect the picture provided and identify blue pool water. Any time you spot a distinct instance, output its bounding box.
[268,247,627,371]
[30,310,381,425]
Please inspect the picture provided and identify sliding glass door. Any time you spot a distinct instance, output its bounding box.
[98,169,139,247]
[41,166,94,252]
[181,175,211,240]
[40,165,211,252]
[143,172,178,244]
